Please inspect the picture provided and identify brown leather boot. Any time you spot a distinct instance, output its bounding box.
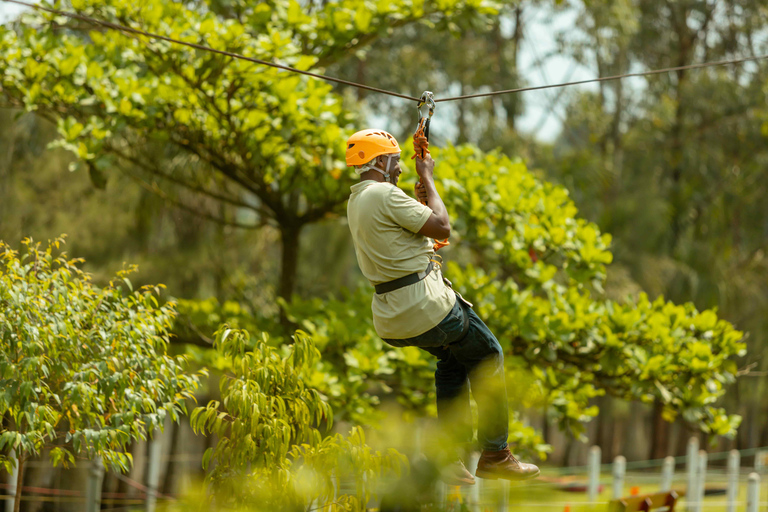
[440,459,476,486]
[475,447,540,481]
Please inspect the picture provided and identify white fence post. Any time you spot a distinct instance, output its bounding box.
[468,451,480,512]
[496,479,509,512]
[660,456,675,492]
[86,458,104,512]
[588,445,601,503]
[725,449,739,512]
[755,449,765,474]
[686,437,699,510]
[747,472,760,512]
[612,455,626,499]
[145,435,163,512]
[693,450,707,512]
[5,450,17,512]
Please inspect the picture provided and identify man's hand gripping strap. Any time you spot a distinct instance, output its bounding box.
[413,91,449,252]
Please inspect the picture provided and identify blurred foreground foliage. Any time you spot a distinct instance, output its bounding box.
[190,326,407,510]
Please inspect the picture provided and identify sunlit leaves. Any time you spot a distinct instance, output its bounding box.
[191,326,406,509]
[423,143,613,291]
[0,237,202,471]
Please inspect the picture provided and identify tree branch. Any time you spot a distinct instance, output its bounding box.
[122,169,261,229]
[106,144,257,211]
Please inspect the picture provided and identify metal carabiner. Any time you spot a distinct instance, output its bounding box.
[417,90,435,121]
[416,90,436,144]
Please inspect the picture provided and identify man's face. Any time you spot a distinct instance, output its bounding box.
[379,154,402,185]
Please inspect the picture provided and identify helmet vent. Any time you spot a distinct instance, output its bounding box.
[348,143,355,149]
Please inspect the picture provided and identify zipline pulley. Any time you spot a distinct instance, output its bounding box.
[414,91,435,159]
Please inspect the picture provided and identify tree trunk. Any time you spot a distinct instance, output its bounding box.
[1,117,17,237]
[457,82,467,144]
[594,397,613,462]
[507,5,524,130]
[161,422,181,495]
[541,404,550,445]
[278,222,303,331]
[13,455,25,512]
[668,4,692,253]
[491,5,522,131]
[650,400,671,459]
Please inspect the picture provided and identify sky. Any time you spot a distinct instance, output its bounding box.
[0,2,595,142]
[0,1,24,22]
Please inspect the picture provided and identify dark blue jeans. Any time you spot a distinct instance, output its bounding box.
[383,295,509,451]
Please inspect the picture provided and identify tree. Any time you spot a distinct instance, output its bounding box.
[329,1,531,151]
[0,237,202,512]
[0,0,498,308]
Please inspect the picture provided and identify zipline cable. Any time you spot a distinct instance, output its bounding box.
[4,0,768,104]
[0,0,422,103]
[436,53,768,102]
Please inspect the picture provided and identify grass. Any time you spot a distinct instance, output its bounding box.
[437,469,766,511]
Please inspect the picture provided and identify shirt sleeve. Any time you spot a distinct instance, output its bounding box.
[385,186,433,233]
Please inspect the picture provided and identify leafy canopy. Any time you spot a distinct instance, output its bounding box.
[0,0,500,299]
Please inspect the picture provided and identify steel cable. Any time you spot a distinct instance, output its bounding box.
[5,0,768,105]
[435,53,768,102]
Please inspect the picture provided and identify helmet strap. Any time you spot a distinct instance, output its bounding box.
[361,154,399,183]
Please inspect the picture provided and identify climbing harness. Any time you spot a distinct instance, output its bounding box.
[374,260,435,294]
[412,91,450,252]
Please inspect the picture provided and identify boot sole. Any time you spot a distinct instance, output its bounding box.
[475,468,541,481]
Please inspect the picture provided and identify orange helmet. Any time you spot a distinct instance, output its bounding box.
[345,129,401,166]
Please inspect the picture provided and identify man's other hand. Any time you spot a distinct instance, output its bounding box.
[414,154,435,182]
[415,182,428,203]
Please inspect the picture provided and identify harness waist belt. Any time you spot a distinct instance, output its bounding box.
[375,261,435,294]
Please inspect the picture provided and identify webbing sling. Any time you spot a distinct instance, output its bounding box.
[374,261,435,294]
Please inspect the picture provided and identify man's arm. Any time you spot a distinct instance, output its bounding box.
[414,156,451,240]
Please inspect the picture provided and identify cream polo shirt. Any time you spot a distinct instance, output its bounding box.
[347,180,456,339]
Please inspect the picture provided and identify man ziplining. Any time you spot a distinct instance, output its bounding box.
[344,126,540,486]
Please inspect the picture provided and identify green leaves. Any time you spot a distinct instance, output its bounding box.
[0,237,202,471]
[191,325,405,509]
[418,143,614,292]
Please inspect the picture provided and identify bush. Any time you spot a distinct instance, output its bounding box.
[0,237,202,510]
